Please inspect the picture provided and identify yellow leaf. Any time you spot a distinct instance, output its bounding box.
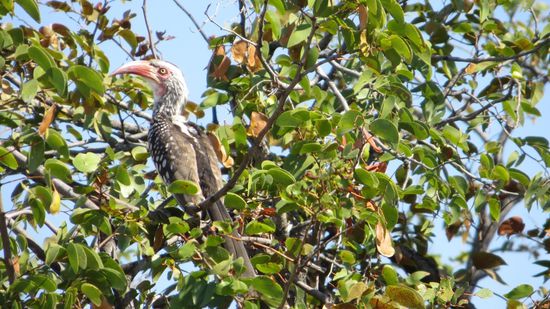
[50,188,61,214]
[39,104,57,137]
[465,63,477,74]
[247,111,269,137]
[376,222,395,257]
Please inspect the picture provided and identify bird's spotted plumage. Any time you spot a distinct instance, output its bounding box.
[112,60,255,278]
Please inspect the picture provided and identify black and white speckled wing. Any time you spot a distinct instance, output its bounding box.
[148,116,204,208]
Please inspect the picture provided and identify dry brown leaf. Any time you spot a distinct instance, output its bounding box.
[207,132,234,168]
[497,216,525,237]
[231,40,248,63]
[358,5,368,31]
[39,104,57,136]
[153,225,164,252]
[472,251,506,269]
[209,45,230,81]
[376,222,395,257]
[246,44,263,72]
[358,5,369,55]
[247,111,268,137]
[445,221,462,241]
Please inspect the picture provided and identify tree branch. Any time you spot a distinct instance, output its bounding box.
[432,37,549,63]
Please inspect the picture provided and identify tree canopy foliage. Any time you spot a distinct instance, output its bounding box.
[0,0,549,308]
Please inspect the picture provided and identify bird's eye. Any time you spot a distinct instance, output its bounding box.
[158,68,168,75]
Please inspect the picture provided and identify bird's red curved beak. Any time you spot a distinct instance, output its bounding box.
[111,60,159,84]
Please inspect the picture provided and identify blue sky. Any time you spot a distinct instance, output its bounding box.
[5,0,549,307]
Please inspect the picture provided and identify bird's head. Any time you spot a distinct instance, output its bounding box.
[112,59,188,117]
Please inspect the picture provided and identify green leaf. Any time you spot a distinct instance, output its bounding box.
[167,179,200,195]
[224,192,247,210]
[380,0,404,23]
[66,243,80,273]
[131,146,148,161]
[267,167,296,186]
[265,11,281,39]
[0,147,18,169]
[475,288,494,299]
[354,168,380,187]
[15,0,40,22]
[45,243,63,266]
[21,79,39,103]
[256,262,283,275]
[385,285,425,309]
[73,152,101,173]
[28,45,54,70]
[382,265,399,285]
[67,65,105,95]
[287,23,312,47]
[339,250,356,264]
[44,159,72,183]
[28,137,44,172]
[504,284,533,299]
[251,277,283,307]
[81,246,103,270]
[389,35,412,63]
[101,268,127,291]
[81,283,102,306]
[46,67,67,96]
[245,220,276,235]
[370,119,399,144]
[45,129,69,159]
[338,110,363,134]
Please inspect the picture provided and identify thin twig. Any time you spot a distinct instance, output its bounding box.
[142,0,158,59]
[172,0,209,43]
[316,66,350,111]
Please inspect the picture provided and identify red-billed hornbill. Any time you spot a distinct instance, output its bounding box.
[112,60,255,278]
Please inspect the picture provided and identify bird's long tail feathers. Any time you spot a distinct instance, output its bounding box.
[207,200,256,278]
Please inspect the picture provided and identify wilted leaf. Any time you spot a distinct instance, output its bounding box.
[498,216,525,237]
[209,45,230,81]
[207,132,234,168]
[246,44,263,72]
[231,40,248,63]
[472,251,507,269]
[248,111,268,137]
[385,285,424,309]
[376,221,395,257]
[38,104,56,136]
